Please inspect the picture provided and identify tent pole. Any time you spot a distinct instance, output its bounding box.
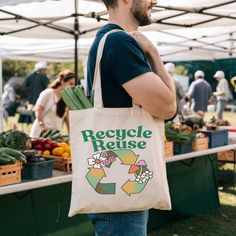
[74,17,79,85]
[0,56,3,132]
[74,0,80,85]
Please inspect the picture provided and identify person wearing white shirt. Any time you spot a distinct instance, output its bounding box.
[213,70,232,120]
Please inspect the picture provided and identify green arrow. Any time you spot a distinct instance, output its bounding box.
[86,168,116,194]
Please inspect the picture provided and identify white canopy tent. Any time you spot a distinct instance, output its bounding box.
[0,0,236,131]
[0,0,236,60]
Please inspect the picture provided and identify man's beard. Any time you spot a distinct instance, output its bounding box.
[131,0,152,26]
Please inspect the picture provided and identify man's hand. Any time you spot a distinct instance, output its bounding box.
[129,31,157,55]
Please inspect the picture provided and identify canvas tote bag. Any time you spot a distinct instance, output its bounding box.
[68,30,171,216]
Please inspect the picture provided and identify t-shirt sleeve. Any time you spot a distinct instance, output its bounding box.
[107,35,152,85]
[187,82,195,98]
[35,89,52,108]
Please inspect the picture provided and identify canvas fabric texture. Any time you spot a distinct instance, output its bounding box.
[68,30,171,216]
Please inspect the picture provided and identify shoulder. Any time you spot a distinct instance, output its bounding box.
[39,88,53,97]
[106,31,138,50]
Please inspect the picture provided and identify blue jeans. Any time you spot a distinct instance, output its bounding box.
[89,210,149,236]
[216,99,227,119]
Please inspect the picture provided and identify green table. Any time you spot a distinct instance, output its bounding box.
[148,154,219,231]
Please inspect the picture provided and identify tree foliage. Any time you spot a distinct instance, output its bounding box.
[2,59,84,82]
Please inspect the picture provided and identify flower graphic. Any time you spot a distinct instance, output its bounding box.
[135,171,153,183]
[88,153,107,169]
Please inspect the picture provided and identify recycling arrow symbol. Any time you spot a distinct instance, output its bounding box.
[86,149,153,195]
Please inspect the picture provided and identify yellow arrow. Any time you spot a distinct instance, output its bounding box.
[113,149,138,165]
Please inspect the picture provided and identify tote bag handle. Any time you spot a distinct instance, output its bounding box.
[92,29,121,108]
[92,29,140,110]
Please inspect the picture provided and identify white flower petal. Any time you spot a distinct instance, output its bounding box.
[93,153,100,159]
[93,163,101,169]
[88,159,95,165]
[100,157,108,161]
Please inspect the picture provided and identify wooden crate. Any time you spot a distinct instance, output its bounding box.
[53,157,72,173]
[165,141,174,157]
[192,137,209,151]
[0,162,22,187]
[217,150,235,161]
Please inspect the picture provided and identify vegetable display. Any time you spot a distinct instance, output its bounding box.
[39,129,69,142]
[0,130,32,150]
[61,85,93,110]
[165,122,196,143]
[0,147,27,164]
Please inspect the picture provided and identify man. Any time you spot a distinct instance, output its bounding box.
[186,70,212,115]
[164,62,185,116]
[23,61,49,109]
[87,0,176,235]
[213,70,232,120]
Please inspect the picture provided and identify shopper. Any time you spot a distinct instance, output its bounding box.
[30,70,75,138]
[164,62,185,116]
[213,70,232,120]
[23,61,50,110]
[186,70,212,115]
[86,0,176,235]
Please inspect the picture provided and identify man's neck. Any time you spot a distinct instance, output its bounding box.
[108,8,138,32]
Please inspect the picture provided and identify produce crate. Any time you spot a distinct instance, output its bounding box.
[0,162,22,186]
[202,129,228,148]
[165,141,174,157]
[22,158,55,180]
[192,137,209,151]
[174,141,192,155]
[217,150,235,161]
[53,157,72,173]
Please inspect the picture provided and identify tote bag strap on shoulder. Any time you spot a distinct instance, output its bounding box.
[92,29,121,108]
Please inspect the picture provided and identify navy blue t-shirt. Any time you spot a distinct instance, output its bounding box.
[87,24,151,108]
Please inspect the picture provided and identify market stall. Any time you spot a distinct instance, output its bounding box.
[1,139,236,235]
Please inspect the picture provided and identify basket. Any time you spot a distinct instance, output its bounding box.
[192,137,209,151]
[165,141,174,157]
[0,162,22,186]
[53,157,72,173]
[217,150,235,161]
[22,157,55,180]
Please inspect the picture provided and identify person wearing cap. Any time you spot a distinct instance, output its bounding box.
[30,70,75,138]
[164,62,185,117]
[23,61,50,110]
[186,70,212,115]
[213,70,232,120]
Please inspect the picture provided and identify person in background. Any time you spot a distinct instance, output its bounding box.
[186,70,212,116]
[164,62,185,118]
[23,61,50,110]
[2,83,20,120]
[29,70,75,138]
[87,0,176,235]
[213,70,232,120]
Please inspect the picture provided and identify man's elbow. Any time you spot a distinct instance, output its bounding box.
[163,102,177,119]
[152,101,177,119]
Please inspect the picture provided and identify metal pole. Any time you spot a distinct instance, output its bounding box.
[74,0,80,85]
[74,17,79,85]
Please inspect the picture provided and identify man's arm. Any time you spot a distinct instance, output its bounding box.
[123,32,176,119]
